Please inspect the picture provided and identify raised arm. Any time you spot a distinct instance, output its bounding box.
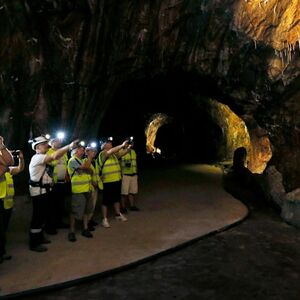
[44,140,79,164]
[78,151,95,174]
[102,140,129,160]
[10,150,25,176]
[0,136,14,166]
[0,164,8,177]
[115,144,132,158]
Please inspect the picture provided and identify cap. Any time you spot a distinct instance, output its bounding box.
[31,136,49,150]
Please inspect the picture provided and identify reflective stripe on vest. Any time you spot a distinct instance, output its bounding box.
[95,161,104,190]
[83,159,102,191]
[0,174,6,198]
[3,172,14,209]
[47,149,68,183]
[99,153,121,183]
[67,157,91,194]
[121,150,137,175]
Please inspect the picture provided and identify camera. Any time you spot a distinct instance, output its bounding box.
[125,160,131,168]
[11,150,20,166]
[11,150,20,156]
[128,136,134,145]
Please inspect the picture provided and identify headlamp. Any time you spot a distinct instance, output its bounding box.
[56,131,65,140]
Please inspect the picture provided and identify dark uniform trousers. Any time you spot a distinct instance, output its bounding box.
[29,193,50,247]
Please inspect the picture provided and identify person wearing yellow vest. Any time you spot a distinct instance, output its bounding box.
[85,144,103,232]
[0,136,14,263]
[0,151,24,263]
[97,137,130,228]
[46,137,70,233]
[120,138,140,213]
[67,145,95,242]
[29,136,79,252]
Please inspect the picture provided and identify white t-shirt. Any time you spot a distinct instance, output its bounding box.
[29,154,53,196]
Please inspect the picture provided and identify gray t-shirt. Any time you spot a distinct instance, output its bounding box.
[68,157,81,175]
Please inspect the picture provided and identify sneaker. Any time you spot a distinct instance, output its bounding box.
[129,206,140,211]
[102,218,111,228]
[29,245,48,252]
[115,213,128,222]
[68,232,77,242]
[82,229,93,238]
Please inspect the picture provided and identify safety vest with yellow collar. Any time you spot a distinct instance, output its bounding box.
[67,157,92,194]
[47,148,68,183]
[92,159,103,190]
[98,152,121,183]
[121,149,137,175]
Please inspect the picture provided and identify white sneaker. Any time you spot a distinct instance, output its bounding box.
[115,213,128,222]
[102,218,111,228]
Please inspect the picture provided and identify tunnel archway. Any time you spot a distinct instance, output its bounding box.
[100,71,272,172]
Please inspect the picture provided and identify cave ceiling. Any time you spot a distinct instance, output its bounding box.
[0,0,300,190]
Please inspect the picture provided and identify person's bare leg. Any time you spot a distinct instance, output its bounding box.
[129,194,135,207]
[69,215,75,233]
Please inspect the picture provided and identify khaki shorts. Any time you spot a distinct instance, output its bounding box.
[121,175,138,195]
[71,192,93,220]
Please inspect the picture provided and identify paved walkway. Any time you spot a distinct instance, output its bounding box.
[0,164,247,298]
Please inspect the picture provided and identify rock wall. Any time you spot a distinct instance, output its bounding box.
[0,0,300,191]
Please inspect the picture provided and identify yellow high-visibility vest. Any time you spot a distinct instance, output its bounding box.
[3,172,14,209]
[93,160,104,190]
[84,159,103,191]
[47,148,68,183]
[67,157,92,194]
[0,174,6,199]
[98,152,121,183]
[121,149,137,175]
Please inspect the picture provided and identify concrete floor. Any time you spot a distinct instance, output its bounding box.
[0,164,247,298]
[20,196,300,300]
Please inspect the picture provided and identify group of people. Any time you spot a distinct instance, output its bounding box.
[0,134,140,261]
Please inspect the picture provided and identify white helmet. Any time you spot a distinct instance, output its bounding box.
[31,136,49,150]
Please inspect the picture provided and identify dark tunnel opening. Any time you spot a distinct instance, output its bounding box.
[99,71,231,164]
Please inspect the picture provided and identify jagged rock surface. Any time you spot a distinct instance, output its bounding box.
[0,0,300,191]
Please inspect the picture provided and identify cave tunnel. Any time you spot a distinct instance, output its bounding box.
[100,70,269,170]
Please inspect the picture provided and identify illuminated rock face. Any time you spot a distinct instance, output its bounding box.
[234,0,300,51]
[0,0,299,191]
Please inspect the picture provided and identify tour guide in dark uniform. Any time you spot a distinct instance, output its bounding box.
[28,136,78,252]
